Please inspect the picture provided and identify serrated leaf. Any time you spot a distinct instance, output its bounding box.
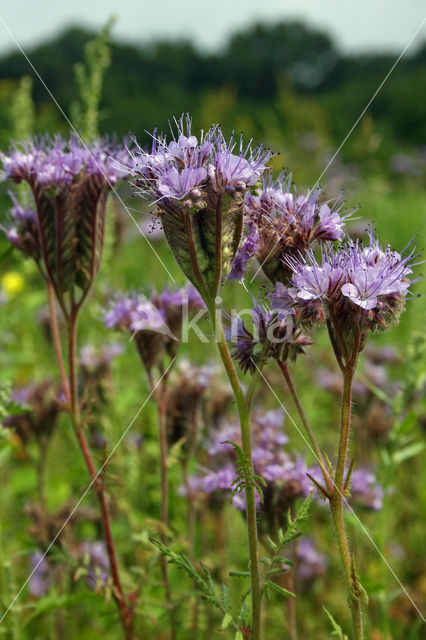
[220,613,233,630]
[264,580,295,599]
[274,557,294,567]
[221,584,231,612]
[266,536,278,552]
[166,437,186,468]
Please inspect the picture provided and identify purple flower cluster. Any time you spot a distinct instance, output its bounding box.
[28,552,52,597]
[280,233,418,332]
[105,284,204,333]
[235,171,353,283]
[227,302,312,373]
[295,538,327,584]
[104,294,169,333]
[129,115,272,204]
[1,135,130,301]
[350,468,384,511]
[229,224,260,281]
[1,191,40,260]
[79,540,110,591]
[105,284,204,371]
[185,410,318,518]
[1,136,129,188]
[128,115,273,299]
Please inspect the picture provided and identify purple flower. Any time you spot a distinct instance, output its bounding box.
[296,538,327,583]
[129,114,273,299]
[79,541,110,590]
[350,468,384,511]
[209,134,270,192]
[104,296,140,330]
[104,294,168,334]
[341,238,413,310]
[28,552,52,597]
[1,135,130,302]
[158,166,208,200]
[229,224,260,281]
[288,234,418,331]
[290,250,344,303]
[105,284,204,372]
[131,118,272,204]
[1,136,129,187]
[1,191,40,260]
[227,300,312,373]
[239,171,354,283]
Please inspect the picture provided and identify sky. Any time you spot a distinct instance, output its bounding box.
[0,1,425,56]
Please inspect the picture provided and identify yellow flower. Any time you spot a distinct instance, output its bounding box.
[1,271,25,296]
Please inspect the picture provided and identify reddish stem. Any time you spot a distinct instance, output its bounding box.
[47,279,70,405]
[67,309,134,640]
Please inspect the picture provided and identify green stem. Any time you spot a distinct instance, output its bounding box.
[330,362,364,640]
[279,362,333,494]
[150,374,176,640]
[207,303,262,640]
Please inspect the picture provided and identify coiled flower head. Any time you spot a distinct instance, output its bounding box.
[104,284,204,373]
[235,171,354,284]
[128,114,273,302]
[226,300,312,373]
[1,135,130,309]
[287,233,418,338]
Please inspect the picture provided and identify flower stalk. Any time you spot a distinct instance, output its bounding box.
[147,370,176,640]
[279,338,364,639]
[329,329,364,640]
[279,362,333,495]
[207,301,263,640]
[64,307,134,640]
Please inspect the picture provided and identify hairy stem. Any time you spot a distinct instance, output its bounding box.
[46,279,70,405]
[330,352,364,640]
[151,375,176,640]
[279,362,333,494]
[66,309,134,640]
[283,555,297,640]
[207,303,262,640]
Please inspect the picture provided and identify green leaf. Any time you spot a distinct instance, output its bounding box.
[221,584,231,612]
[220,613,233,630]
[393,441,425,464]
[264,580,295,599]
[167,437,187,468]
[266,537,278,552]
[323,606,349,639]
[23,592,98,627]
